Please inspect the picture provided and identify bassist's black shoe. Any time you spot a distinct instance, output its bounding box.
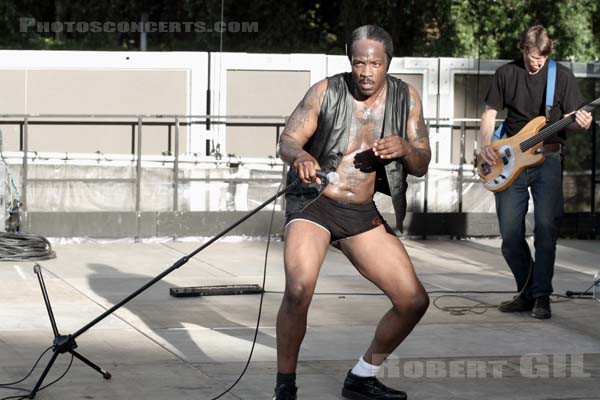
[531,295,551,319]
[498,295,534,313]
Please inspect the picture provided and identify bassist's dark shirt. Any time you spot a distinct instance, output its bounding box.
[485,59,584,144]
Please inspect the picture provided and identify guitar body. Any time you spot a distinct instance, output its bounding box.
[476,116,548,192]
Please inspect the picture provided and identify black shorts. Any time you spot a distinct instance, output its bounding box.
[285,194,395,243]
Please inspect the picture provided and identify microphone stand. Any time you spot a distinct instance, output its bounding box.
[27,180,298,399]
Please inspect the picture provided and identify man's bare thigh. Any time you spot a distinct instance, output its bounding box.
[284,220,331,283]
[338,226,422,295]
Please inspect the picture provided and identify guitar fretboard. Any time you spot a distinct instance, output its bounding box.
[520,97,600,152]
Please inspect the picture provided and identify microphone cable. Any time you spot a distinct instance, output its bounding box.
[430,258,534,316]
[0,346,74,400]
[207,179,283,400]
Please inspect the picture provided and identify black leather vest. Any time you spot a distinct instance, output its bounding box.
[285,72,410,230]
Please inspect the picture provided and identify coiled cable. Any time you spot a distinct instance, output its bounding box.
[0,232,56,261]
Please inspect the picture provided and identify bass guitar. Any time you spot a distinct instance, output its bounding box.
[476,97,600,192]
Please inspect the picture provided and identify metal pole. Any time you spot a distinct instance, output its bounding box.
[592,120,597,238]
[276,125,281,155]
[592,120,597,215]
[131,124,135,155]
[458,121,466,213]
[19,123,24,152]
[22,117,28,213]
[206,52,212,131]
[174,118,180,212]
[277,122,286,211]
[136,117,143,239]
[34,265,60,338]
[140,13,148,51]
[281,163,287,212]
[423,120,430,214]
[168,124,172,155]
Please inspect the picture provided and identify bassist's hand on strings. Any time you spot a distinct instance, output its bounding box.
[568,109,593,131]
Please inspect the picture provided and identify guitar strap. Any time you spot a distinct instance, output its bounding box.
[492,59,557,141]
[545,59,557,120]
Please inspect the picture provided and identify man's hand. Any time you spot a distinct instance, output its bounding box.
[478,106,499,166]
[353,148,390,172]
[293,153,322,184]
[372,136,410,160]
[393,85,431,177]
[574,109,593,130]
[480,144,499,166]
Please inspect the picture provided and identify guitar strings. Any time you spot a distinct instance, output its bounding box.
[520,116,573,152]
[520,98,599,151]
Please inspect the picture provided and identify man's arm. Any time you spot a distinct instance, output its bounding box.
[278,80,327,183]
[372,85,431,177]
[479,106,499,165]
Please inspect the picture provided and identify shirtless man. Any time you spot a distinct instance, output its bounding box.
[274,25,431,400]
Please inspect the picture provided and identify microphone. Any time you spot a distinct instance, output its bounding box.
[316,170,340,185]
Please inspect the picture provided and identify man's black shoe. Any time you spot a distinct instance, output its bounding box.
[272,383,297,400]
[498,295,534,313]
[342,370,407,400]
[531,295,551,319]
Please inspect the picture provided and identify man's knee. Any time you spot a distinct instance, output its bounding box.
[283,281,314,311]
[534,220,560,243]
[501,232,527,255]
[391,288,429,318]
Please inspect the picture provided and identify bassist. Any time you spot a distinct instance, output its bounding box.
[478,25,592,319]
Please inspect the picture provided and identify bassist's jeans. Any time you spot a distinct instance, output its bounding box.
[494,151,563,299]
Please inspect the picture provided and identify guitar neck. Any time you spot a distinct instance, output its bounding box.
[520,97,600,152]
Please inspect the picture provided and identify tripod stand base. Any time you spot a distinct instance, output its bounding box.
[27,349,111,399]
[29,265,112,399]
[71,350,112,380]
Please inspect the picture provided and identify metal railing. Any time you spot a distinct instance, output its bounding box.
[0,114,288,217]
[0,114,597,222]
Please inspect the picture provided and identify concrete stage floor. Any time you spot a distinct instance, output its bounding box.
[1,237,599,399]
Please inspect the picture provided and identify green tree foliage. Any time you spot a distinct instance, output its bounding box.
[2,0,598,61]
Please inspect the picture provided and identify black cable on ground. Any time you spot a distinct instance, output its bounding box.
[0,346,52,389]
[0,349,73,400]
[208,181,282,400]
[0,232,56,261]
[0,395,28,400]
[264,282,596,317]
[38,354,74,392]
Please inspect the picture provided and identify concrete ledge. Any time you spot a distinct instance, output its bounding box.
[24,211,287,238]
[23,211,599,238]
